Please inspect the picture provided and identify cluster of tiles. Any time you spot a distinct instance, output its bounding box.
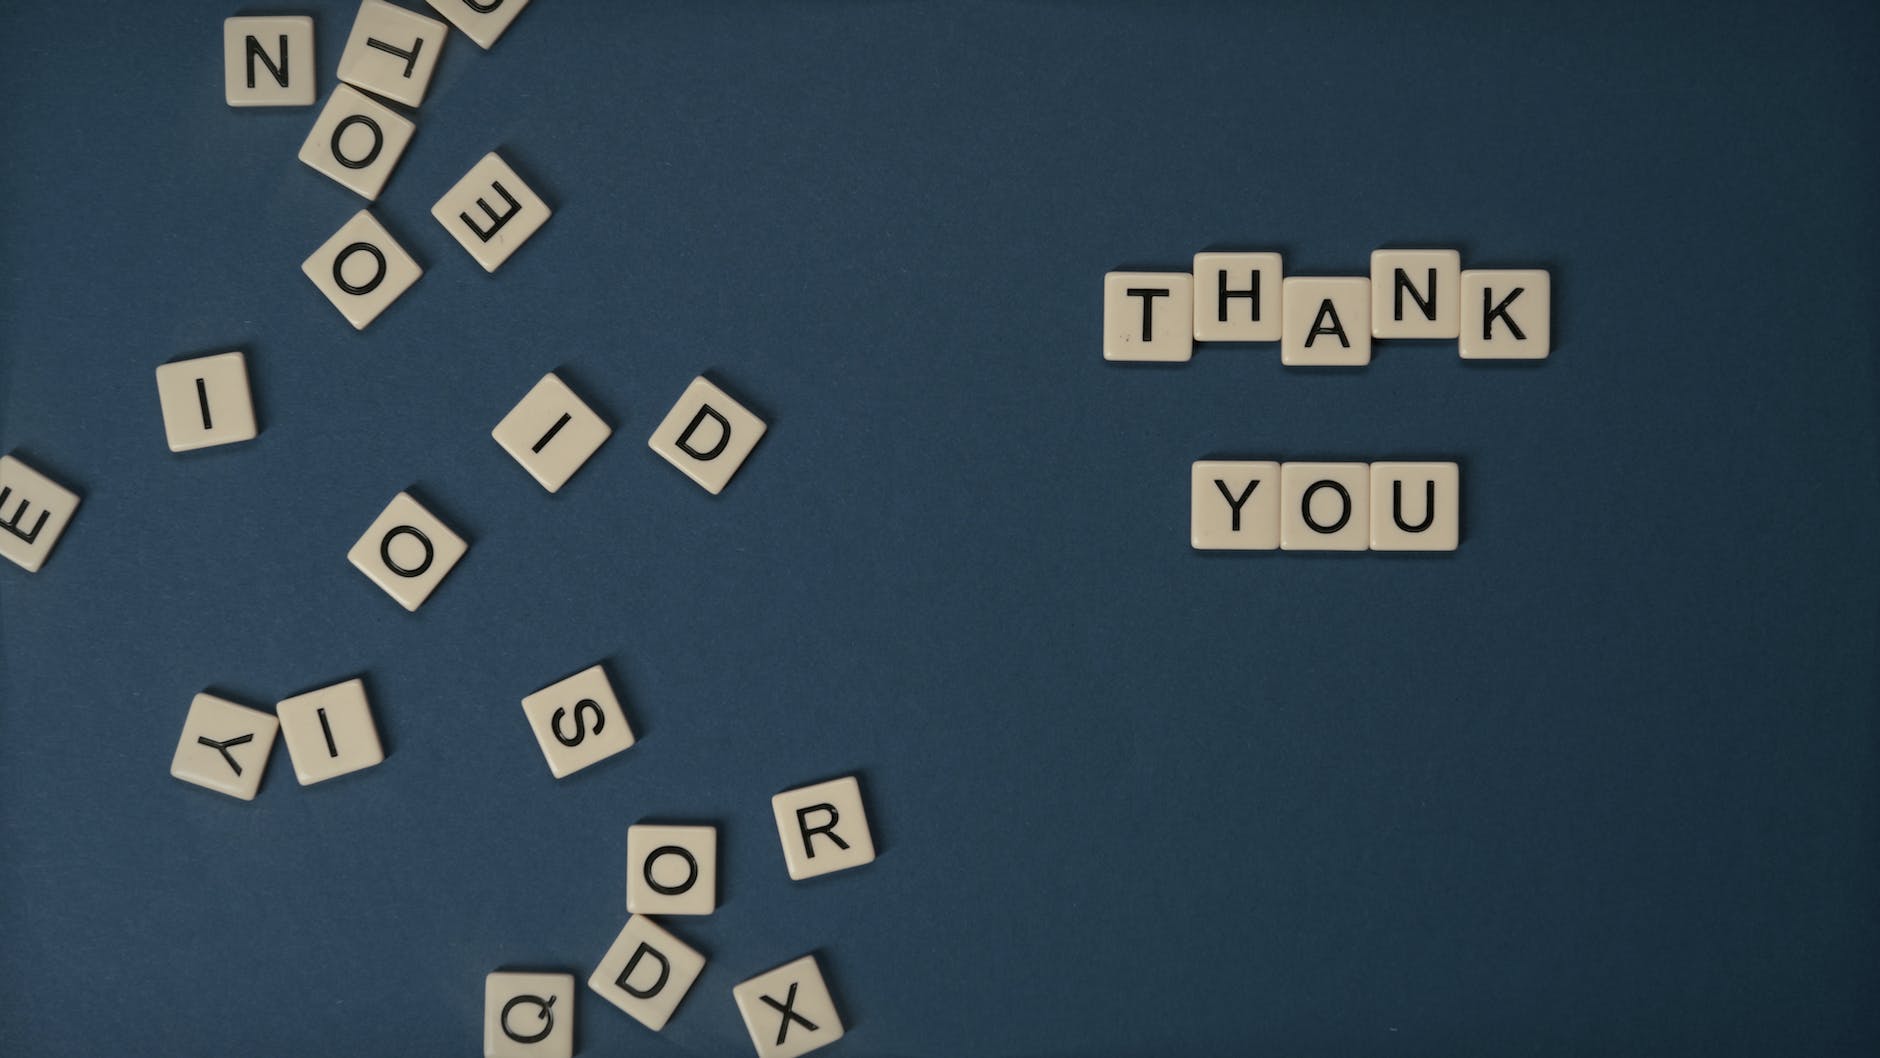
[1192,461,1460,551]
[2,6,865,1056]
[225,2,550,328]
[1104,250,1550,364]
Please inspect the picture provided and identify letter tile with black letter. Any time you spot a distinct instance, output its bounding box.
[647,376,767,495]
[1103,271,1193,361]
[432,152,551,273]
[276,678,384,786]
[347,491,467,611]
[1281,277,1371,367]
[1190,460,1280,551]
[484,971,574,1058]
[169,692,279,801]
[223,16,315,107]
[491,372,610,493]
[627,824,716,916]
[1192,252,1282,342]
[1370,249,1460,339]
[1460,269,1550,359]
[1280,462,1371,551]
[732,954,845,1058]
[337,0,448,108]
[520,664,635,779]
[155,352,258,453]
[0,453,81,573]
[1369,462,1460,551]
[771,776,876,881]
[587,915,705,1032]
[298,85,416,202]
[302,210,423,330]
[425,0,532,50]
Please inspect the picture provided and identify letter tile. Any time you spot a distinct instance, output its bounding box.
[520,664,635,779]
[336,0,448,108]
[1281,277,1371,367]
[484,971,573,1058]
[491,373,611,492]
[627,824,717,916]
[647,377,767,495]
[587,915,706,1032]
[347,491,468,611]
[1191,252,1282,342]
[732,955,845,1058]
[169,692,279,801]
[155,352,258,453]
[1190,461,1279,550]
[0,453,81,573]
[1103,271,1192,361]
[1369,462,1460,551]
[431,152,551,273]
[223,16,316,107]
[771,776,875,881]
[1460,269,1551,359]
[1279,462,1371,551]
[302,209,422,330]
[276,677,384,785]
[1370,249,1461,339]
[426,0,532,49]
[298,85,416,201]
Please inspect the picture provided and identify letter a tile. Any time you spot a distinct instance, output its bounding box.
[0,453,81,573]
[647,376,767,495]
[521,664,635,779]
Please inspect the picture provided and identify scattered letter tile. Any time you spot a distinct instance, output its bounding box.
[347,491,467,611]
[587,915,706,1032]
[337,0,448,108]
[484,971,574,1058]
[1192,252,1282,342]
[771,775,875,881]
[156,352,258,453]
[521,664,635,779]
[1190,460,1280,550]
[732,955,845,1058]
[302,210,422,331]
[0,453,81,573]
[1281,277,1371,367]
[1103,271,1193,362]
[298,85,417,201]
[627,824,717,917]
[491,373,610,493]
[224,16,316,107]
[431,153,551,273]
[1460,268,1550,359]
[1280,462,1372,551]
[647,377,767,495]
[170,692,279,801]
[426,0,531,50]
[277,677,384,785]
[1369,462,1461,551]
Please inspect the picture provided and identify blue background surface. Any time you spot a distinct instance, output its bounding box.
[3,1,1878,1055]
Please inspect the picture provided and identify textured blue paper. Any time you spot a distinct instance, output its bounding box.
[2,1,1878,1055]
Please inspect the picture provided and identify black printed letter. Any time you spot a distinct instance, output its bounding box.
[1305,299,1350,348]
[365,35,425,79]
[1126,288,1169,341]
[1392,479,1435,533]
[330,114,384,170]
[245,34,290,89]
[1482,287,1526,340]
[1395,268,1438,323]
[675,406,731,461]
[1217,271,1259,323]
[1301,480,1351,534]
[616,943,670,999]
[460,181,522,242]
[550,698,605,747]
[796,803,850,859]
[1213,478,1259,531]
